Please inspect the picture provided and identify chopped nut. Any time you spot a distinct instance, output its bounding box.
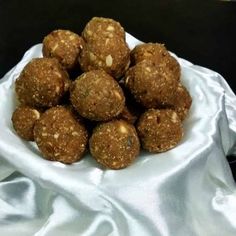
[144,52,152,57]
[106,55,113,67]
[119,125,128,134]
[90,52,96,61]
[107,25,115,31]
[54,71,62,78]
[171,112,178,123]
[33,110,40,119]
[86,30,93,36]
[69,35,76,40]
[52,44,58,52]
[98,61,103,66]
[72,131,79,136]
[125,76,130,84]
[105,38,110,45]
[113,90,122,100]
[55,86,60,93]
[54,133,59,139]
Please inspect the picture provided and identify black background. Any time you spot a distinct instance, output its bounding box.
[0,0,236,178]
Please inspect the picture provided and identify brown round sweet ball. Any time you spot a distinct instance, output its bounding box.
[131,43,181,81]
[79,36,130,79]
[137,109,183,152]
[82,17,125,43]
[34,106,88,164]
[131,43,168,64]
[12,106,41,141]
[70,70,125,121]
[170,83,192,121]
[89,120,140,169]
[43,29,84,70]
[124,60,178,108]
[15,58,70,108]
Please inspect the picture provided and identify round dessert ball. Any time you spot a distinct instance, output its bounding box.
[170,83,192,121]
[137,109,183,152]
[79,35,130,79]
[12,106,41,141]
[15,58,70,108]
[131,43,168,64]
[131,43,181,81]
[34,106,88,164]
[124,60,178,108]
[70,70,125,121]
[82,17,125,43]
[43,29,84,70]
[89,119,140,169]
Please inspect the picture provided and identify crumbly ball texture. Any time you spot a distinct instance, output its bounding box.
[131,43,181,81]
[15,58,70,108]
[43,29,84,70]
[79,36,130,79]
[131,43,168,64]
[137,109,183,152]
[12,106,41,141]
[170,83,192,121]
[125,60,178,108]
[82,17,125,43]
[70,70,125,121]
[89,120,140,169]
[162,55,181,81]
[34,106,88,164]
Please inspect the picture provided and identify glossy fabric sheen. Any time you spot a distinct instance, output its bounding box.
[0,33,236,236]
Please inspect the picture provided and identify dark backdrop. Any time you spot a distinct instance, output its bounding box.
[0,0,236,177]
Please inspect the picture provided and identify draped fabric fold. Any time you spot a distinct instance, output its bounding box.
[0,33,236,236]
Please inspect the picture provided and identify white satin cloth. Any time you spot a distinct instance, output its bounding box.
[0,33,236,236]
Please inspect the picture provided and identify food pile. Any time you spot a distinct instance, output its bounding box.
[12,17,192,169]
